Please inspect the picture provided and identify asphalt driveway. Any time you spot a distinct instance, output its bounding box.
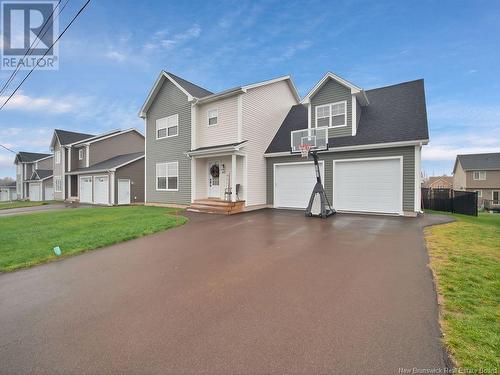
[0,210,453,374]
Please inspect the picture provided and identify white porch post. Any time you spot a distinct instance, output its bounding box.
[231,154,237,202]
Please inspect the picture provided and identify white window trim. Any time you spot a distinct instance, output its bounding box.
[55,150,61,164]
[207,108,218,127]
[492,190,500,201]
[156,114,179,140]
[156,161,179,191]
[472,170,486,180]
[315,100,347,128]
[54,176,62,192]
[78,149,84,160]
[474,190,482,198]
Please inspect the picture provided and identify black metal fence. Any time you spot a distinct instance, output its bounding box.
[422,188,478,216]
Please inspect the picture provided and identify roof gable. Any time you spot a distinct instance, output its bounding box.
[15,151,52,163]
[301,72,369,105]
[455,152,500,171]
[51,129,95,148]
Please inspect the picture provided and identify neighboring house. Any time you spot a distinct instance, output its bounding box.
[422,176,453,189]
[0,182,17,201]
[27,169,54,201]
[140,71,299,209]
[13,152,53,200]
[453,152,500,207]
[50,128,145,205]
[140,71,427,216]
[265,73,428,216]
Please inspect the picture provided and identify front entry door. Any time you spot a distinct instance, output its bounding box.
[208,161,220,198]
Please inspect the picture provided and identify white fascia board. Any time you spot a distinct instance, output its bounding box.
[139,71,195,118]
[301,72,367,105]
[264,139,430,157]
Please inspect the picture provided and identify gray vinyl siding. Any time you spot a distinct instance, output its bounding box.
[266,146,416,213]
[115,159,145,204]
[311,79,352,138]
[89,132,144,166]
[73,147,84,170]
[145,79,191,205]
[37,157,53,170]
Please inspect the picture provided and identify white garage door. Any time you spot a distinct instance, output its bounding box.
[333,158,402,214]
[29,183,41,201]
[80,177,93,203]
[94,176,109,205]
[45,186,54,201]
[117,179,130,205]
[274,162,324,209]
[0,189,9,201]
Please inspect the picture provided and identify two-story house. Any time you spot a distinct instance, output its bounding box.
[140,72,299,212]
[265,72,428,216]
[141,71,428,216]
[50,128,145,205]
[453,152,500,208]
[14,152,53,200]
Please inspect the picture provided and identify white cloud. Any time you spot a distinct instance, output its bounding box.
[0,92,79,113]
[104,50,127,63]
[144,24,201,51]
[269,40,312,63]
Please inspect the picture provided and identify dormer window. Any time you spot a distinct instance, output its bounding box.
[207,108,218,126]
[78,149,84,160]
[473,171,486,180]
[315,101,347,128]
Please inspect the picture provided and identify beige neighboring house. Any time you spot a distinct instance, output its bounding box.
[453,152,500,207]
[422,176,453,189]
[50,128,145,205]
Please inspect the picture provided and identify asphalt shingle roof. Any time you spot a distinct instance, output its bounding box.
[167,72,213,98]
[456,153,500,170]
[34,169,53,180]
[55,129,94,145]
[266,79,429,153]
[16,151,52,163]
[69,152,144,174]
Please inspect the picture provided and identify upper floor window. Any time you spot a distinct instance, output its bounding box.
[55,150,61,164]
[156,114,178,139]
[156,162,178,191]
[473,171,486,180]
[78,149,84,160]
[54,177,63,192]
[207,108,218,126]
[315,101,347,128]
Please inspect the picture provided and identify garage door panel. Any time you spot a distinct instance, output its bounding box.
[80,177,93,203]
[275,162,324,209]
[29,183,41,201]
[334,158,401,214]
[94,176,109,205]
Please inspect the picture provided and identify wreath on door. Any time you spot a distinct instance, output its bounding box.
[210,164,220,178]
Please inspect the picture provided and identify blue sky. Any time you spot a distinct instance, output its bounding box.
[1,0,499,178]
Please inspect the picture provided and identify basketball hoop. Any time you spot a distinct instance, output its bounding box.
[299,143,311,158]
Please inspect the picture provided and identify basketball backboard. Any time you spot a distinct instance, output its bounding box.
[291,127,328,154]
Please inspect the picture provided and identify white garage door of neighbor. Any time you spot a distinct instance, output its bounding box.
[94,176,109,205]
[80,177,93,203]
[0,189,9,201]
[334,158,402,214]
[117,179,130,205]
[29,183,41,201]
[45,186,54,201]
[274,161,324,209]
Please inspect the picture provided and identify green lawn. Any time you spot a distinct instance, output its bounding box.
[0,200,56,210]
[424,211,499,371]
[0,206,187,272]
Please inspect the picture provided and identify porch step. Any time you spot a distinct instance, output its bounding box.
[187,199,245,215]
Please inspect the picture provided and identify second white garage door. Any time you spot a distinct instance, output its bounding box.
[94,176,109,205]
[80,177,93,203]
[274,161,324,209]
[333,157,402,215]
[29,183,41,201]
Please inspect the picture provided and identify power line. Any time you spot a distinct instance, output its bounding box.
[0,0,91,111]
[0,144,16,154]
[0,0,67,97]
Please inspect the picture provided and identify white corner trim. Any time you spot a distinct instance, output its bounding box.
[86,145,90,167]
[415,145,422,212]
[307,103,311,129]
[237,94,243,142]
[191,157,196,203]
[110,171,115,205]
[352,95,357,136]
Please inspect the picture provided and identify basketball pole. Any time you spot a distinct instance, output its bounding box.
[304,150,335,219]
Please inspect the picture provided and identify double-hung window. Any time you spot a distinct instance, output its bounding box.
[207,108,218,126]
[315,101,347,128]
[473,171,486,180]
[54,177,63,192]
[156,162,178,191]
[78,149,84,160]
[156,114,178,139]
[55,150,61,164]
